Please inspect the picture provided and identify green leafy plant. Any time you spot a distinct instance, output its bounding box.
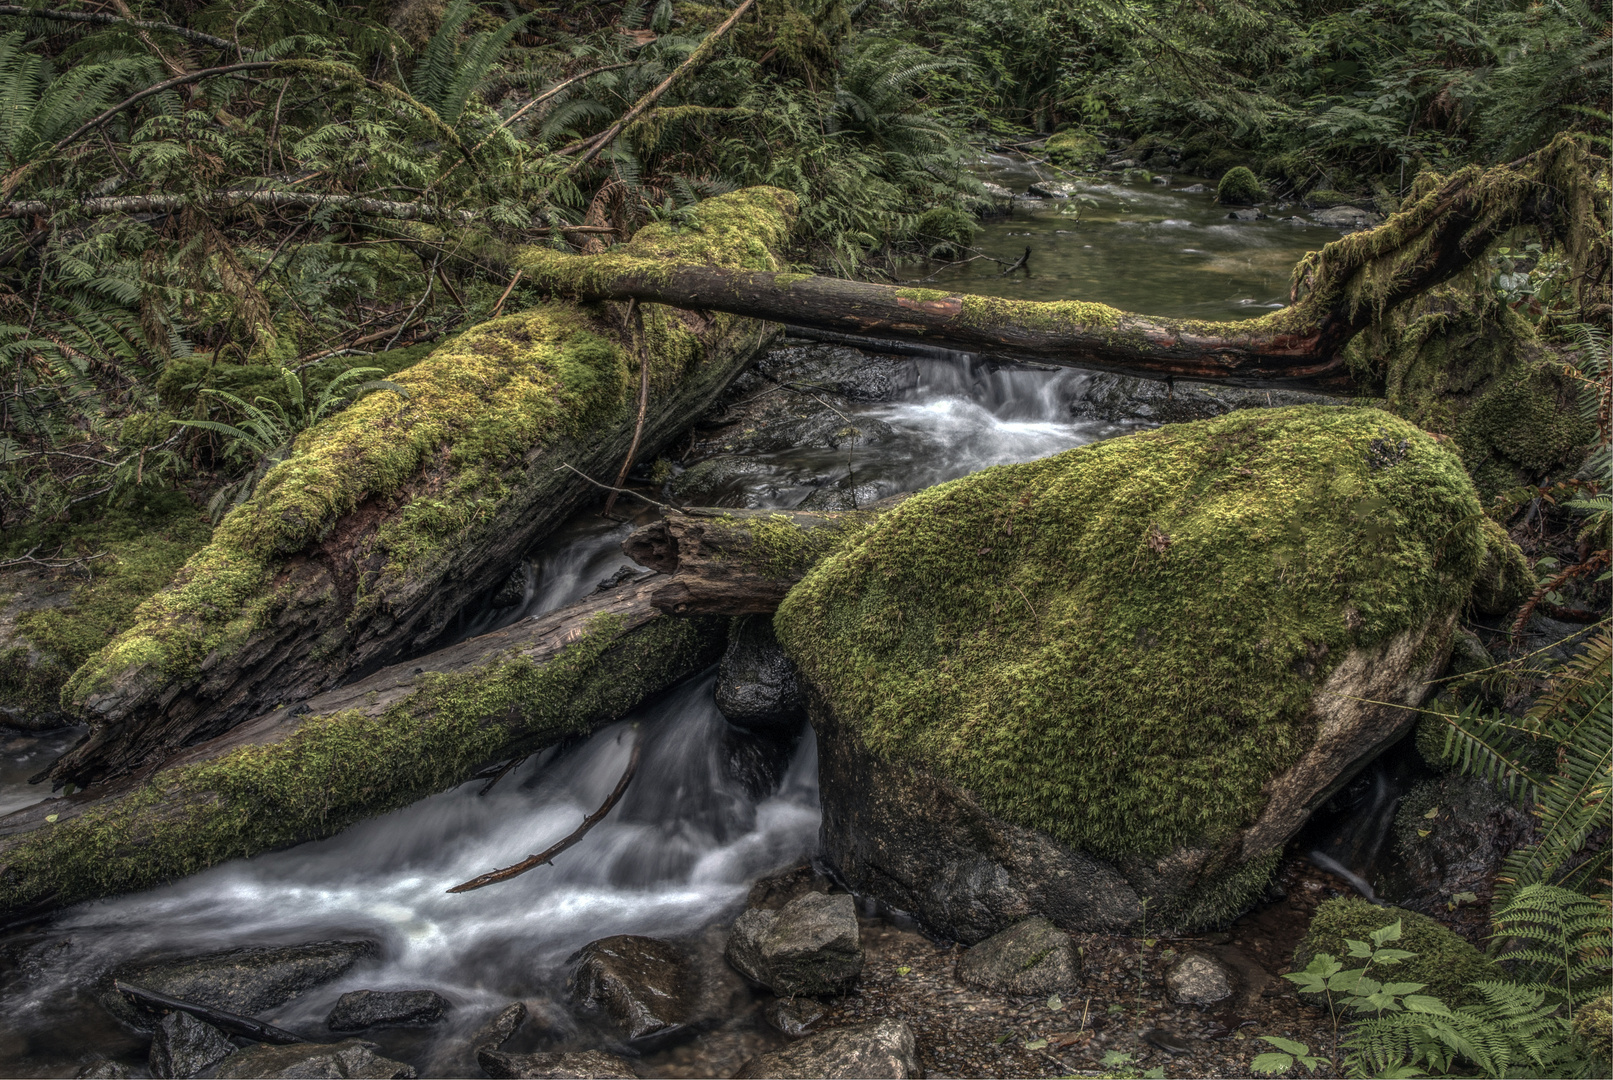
[1490,884,1612,1018]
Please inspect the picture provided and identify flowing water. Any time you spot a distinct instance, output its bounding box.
[0,162,1365,1076]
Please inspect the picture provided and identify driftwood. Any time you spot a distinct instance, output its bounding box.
[448,731,643,892]
[115,981,304,1044]
[622,506,896,615]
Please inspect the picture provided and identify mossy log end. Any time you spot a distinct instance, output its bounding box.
[621,505,894,615]
[48,187,799,792]
[528,136,1607,391]
[0,574,723,922]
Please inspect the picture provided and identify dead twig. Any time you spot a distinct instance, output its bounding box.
[489,269,523,320]
[604,300,651,517]
[556,462,680,514]
[449,730,643,892]
[0,545,111,575]
[114,981,303,1045]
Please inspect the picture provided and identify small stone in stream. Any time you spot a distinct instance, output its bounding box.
[1026,180,1079,198]
[765,995,827,1037]
[1179,183,1208,193]
[149,1011,236,1078]
[980,181,1013,199]
[570,935,695,1039]
[1227,207,1267,221]
[104,939,378,1029]
[1165,952,1235,1006]
[734,1018,919,1079]
[470,1001,527,1050]
[726,891,863,997]
[73,1061,130,1079]
[214,1039,416,1079]
[326,988,448,1031]
[1143,1027,1194,1055]
[476,1050,637,1079]
[955,916,1081,995]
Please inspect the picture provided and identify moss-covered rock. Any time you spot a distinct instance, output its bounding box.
[53,187,799,789]
[1046,130,1104,169]
[1295,897,1501,1006]
[1574,992,1612,1067]
[0,493,211,730]
[1216,166,1262,205]
[777,406,1517,936]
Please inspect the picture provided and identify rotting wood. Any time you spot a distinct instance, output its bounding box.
[115,982,305,1045]
[448,730,643,892]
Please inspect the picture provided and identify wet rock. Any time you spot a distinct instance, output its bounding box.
[1143,1027,1194,1055]
[569,935,695,1040]
[795,479,887,512]
[1165,953,1235,1006]
[1178,183,1208,194]
[470,1002,527,1050]
[1151,174,1171,185]
[1379,773,1532,914]
[716,617,806,735]
[104,940,378,1029]
[746,863,833,911]
[1312,206,1382,230]
[666,457,779,508]
[1226,208,1267,221]
[1026,180,1080,198]
[734,1018,919,1079]
[74,1060,130,1079]
[750,345,914,404]
[955,916,1081,995]
[476,1050,636,1079]
[765,995,827,1037]
[149,1011,236,1078]
[1068,373,1346,424]
[214,1040,415,1079]
[326,988,447,1031]
[726,891,863,997]
[980,181,1014,200]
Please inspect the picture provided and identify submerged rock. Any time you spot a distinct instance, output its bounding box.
[1026,180,1079,198]
[1312,205,1382,229]
[777,407,1522,940]
[326,988,448,1031]
[105,939,378,1029]
[1068,372,1346,425]
[476,1050,636,1080]
[569,935,695,1040]
[956,916,1081,995]
[716,617,805,735]
[469,1001,527,1051]
[72,1062,130,1079]
[726,891,863,997]
[149,1011,236,1078]
[765,995,828,1037]
[214,1040,415,1079]
[734,1018,919,1079]
[1165,953,1235,1006]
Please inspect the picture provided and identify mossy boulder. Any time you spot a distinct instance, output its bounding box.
[52,187,799,790]
[1216,166,1263,205]
[1046,130,1104,169]
[776,406,1522,938]
[1295,897,1501,1006]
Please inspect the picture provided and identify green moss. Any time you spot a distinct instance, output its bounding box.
[712,511,880,578]
[155,340,442,415]
[895,287,954,303]
[1162,849,1282,929]
[1047,130,1104,169]
[958,294,1124,332]
[776,407,1492,860]
[1305,189,1356,209]
[1216,166,1263,205]
[1295,897,1501,1006]
[0,613,721,911]
[1573,992,1611,1066]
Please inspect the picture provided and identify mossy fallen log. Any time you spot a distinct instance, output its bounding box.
[48,186,798,791]
[0,573,723,921]
[526,136,1608,390]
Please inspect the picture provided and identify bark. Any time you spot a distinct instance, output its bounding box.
[622,505,898,615]
[0,574,724,922]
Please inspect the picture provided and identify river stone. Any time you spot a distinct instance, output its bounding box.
[776,407,1520,940]
[1178,184,1208,193]
[569,935,694,1039]
[956,916,1081,995]
[105,939,378,1029]
[764,995,827,1037]
[326,988,448,1031]
[725,891,863,997]
[149,1011,236,1078]
[1165,953,1235,1006]
[1067,372,1346,425]
[734,1018,919,1079]
[1312,205,1382,229]
[1227,207,1267,221]
[74,1059,131,1078]
[1026,180,1079,198]
[716,617,805,735]
[476,1050,636,1079]
[470,1001,527,1050]
[214,1040,415,1079]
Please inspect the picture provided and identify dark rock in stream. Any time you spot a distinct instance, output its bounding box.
[569,935,695,1040]
[716,617,805,735]
[726,891,863,997]
[326,988,448,1031]
[149,1011,236,1078]
[1068,372,1345,424]
[469,1001,527,1050]
[1164,953,1236,1006]
[477,1050,637,1079]
[103,939,379,1029]
[1379,773,1532,914]
[955,916,1081,995]
[765,995,828,1037]
[73,1060,131,1079]
[734,1018,920,1079]
[214,1040,415,1079]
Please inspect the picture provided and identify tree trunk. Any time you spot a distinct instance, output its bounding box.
[0,573,723,923]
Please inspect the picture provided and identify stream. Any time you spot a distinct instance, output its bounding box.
[0,168,1366,1077]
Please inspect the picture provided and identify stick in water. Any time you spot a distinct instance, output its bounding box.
[449,731,643,892]
[114,981,305,1044]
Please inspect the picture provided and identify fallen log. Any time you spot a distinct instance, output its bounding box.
[527,136,1607,391]
[0,573,724,922]
[622,505,898,615]
[114,982,305,1045]
[46,186,798,792]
